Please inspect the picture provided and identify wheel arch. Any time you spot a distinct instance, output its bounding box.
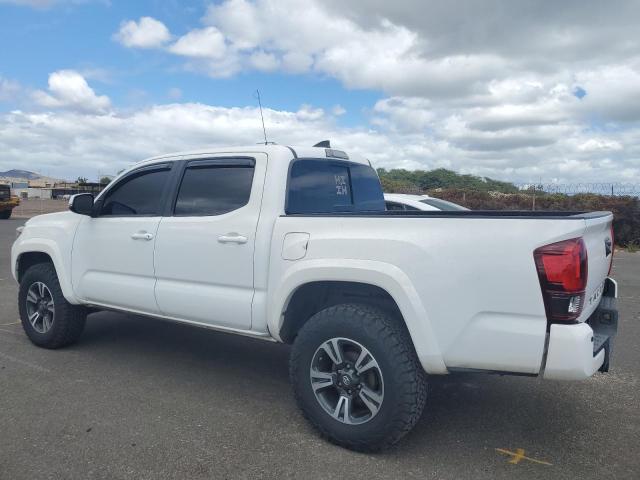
[16,251,54,282]
[14,240,79,304]
[269,259,447,374]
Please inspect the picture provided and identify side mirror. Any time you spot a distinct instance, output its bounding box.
[69,193,94,216]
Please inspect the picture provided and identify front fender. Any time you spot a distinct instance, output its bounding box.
[12,237,80,304]
[268,258,447,374]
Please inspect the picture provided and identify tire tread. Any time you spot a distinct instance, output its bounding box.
[290,303,427,452]
[18,262,86,349]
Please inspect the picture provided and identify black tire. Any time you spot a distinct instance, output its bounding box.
[0,210,11,219]
[290,303,427,451]
[18,263,87,349]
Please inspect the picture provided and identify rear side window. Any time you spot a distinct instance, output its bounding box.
[287,159,385,214]
[174,165,254,216]
[100,167,170,216]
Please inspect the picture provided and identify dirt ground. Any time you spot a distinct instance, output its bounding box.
[10,198,68,218]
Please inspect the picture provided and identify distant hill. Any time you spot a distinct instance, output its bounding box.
[0,169,64,185]
[0,169,42,180]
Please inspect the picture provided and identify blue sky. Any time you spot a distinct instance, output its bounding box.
[0,0,639,182]
[0,1,379,125]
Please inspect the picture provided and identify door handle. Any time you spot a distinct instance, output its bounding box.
[131,231,154,241]
[218,233,248,244]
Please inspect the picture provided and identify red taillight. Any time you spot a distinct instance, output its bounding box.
[534,238,588,322]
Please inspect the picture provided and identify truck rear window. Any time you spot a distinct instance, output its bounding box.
[286,159,385,214]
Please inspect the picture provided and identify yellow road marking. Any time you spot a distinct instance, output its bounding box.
[496,448,552,466]
[0,321,20,326]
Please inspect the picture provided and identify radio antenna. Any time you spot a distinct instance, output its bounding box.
[255,89,268,145]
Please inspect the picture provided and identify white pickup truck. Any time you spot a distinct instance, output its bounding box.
[12,144,618,451]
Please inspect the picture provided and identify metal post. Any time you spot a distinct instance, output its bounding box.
[532,185,536,211]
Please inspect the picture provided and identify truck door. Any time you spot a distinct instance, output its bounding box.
[71,163,174,313]
[153,154,267,330]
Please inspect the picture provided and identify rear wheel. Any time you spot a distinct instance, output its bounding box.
[18,263,87,348]
[290,303,427,451]
[0,210,11,219]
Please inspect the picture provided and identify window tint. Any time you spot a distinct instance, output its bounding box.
[174,166,254,216]
[100,168,169,216]
[287,159,385,214]
[350,164,385,211]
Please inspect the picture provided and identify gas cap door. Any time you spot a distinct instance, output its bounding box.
[282,232,310,260]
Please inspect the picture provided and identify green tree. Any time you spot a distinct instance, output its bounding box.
[377,168,518,193]
[100,176,112,185]
[76,176,88,184]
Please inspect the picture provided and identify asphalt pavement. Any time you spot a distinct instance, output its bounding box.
[1,218,638,479]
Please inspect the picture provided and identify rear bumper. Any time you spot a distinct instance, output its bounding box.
[543,278,618,381]
[543,323,605,380]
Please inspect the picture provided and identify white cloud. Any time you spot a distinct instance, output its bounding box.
[281,51,313,73]
[331,105,346,116]
[0,76,21,101]
[168,27,226,58]
[573,64,640,123]
[113,17,171,49]
[249,50,279,71]
[1,99,637,183]
[204,0,263,50]
[577,138,623,152]
[31,70,111,114]
[15,1,640,183]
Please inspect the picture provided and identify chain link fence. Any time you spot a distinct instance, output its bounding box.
[11,189,68,218]
[514,183,640,196]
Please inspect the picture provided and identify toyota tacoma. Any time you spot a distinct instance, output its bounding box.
[12,144,618,451]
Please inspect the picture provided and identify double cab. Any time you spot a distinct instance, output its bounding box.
[12,144,619,450]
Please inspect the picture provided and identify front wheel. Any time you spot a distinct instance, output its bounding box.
[18,263,87,349]
[290,304,427,451]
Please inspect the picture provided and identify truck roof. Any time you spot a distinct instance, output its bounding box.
[137,144,371,167]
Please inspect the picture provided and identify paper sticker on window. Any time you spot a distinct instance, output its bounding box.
[335,174,349,196]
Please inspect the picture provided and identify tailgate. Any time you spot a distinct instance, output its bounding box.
[579,212,614,321]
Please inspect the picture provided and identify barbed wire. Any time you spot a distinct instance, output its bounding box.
[513,183,640,196]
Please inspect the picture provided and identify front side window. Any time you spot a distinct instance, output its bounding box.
[100,167,170,216]
[174,165,254,216]
[287,159,385,214]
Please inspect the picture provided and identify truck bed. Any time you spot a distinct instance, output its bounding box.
[271,210,614,376]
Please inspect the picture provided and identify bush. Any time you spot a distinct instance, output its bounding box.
[426,189,640,247]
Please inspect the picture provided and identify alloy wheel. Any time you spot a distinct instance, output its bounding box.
[25,281,55,334]
[309,337,384,425]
